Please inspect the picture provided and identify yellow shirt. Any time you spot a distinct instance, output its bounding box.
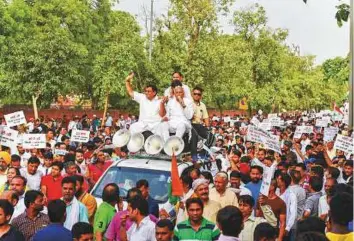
[78,192,97,224]
[326,232,354,241]
[209,188,239,208]
[192,101,208,124]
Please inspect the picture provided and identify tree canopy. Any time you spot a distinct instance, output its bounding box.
[0,0,349,114]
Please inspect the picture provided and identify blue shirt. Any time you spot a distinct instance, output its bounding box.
[147,196,159,218]
[245,181,262,206]
[32,224,72,241]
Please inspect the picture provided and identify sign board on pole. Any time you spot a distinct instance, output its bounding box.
[70,130,90,143]
[22,134,46,149]
[323,127,339,142]
[334,135,354,154]
[4,111,27,128]
[0,126,18,147]
[260,165,276,196]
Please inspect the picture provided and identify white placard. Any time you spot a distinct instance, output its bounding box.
[223,116,231,123]
[4,111,27,128]
[247,126,281,153]
[302,117,308,122]
[293,126,314,139]
[251,117,260,126]
[212,116,219,121]
[334,135,354,154]
[260,165,276,197]
[0,126,18,147]
[315,119,329,127]
[22,134,46,149]
[258,122,272,131]
[54,149,68,156]
[269,117,282,127]
[324,127,339,142]
[264,134,281,153]
[268,113,278,119]
[70,130,90,143]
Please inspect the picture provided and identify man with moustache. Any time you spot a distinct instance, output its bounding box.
[12,190,50,241]
[245,166,263,206]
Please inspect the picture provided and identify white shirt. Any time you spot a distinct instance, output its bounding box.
[318,195,329,217]
[11,195,25,221]
[20,168,43,191]
[277,188,297,231]
[38,165,52,176]
[166,97,194,124]
[133,92,161,124]
[164,84,192,100]
[127,216,156,241]
[288,184,306,219]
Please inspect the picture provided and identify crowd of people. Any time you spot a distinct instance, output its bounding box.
[0,71,353,241]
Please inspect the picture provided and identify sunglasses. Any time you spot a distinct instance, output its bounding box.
[193,92,202,96]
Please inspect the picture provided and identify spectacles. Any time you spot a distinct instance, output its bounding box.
[193,93,202,96]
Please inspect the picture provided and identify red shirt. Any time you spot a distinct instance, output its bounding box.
[88,161,112,183]
[41,175,63,202]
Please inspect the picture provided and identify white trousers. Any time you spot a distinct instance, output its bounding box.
[129,121,166,138]
[160,120,190,142]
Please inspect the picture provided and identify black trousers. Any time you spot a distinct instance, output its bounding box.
[190,123,208,158]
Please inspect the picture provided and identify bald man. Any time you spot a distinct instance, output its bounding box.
[160,82,194,142]
[0,190,19,207]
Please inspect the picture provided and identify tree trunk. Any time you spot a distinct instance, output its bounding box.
[101,93,109,128]
[32,95,39,120]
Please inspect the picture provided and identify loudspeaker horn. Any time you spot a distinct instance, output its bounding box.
[145,135,164,155]
[127,133,145,153]
[112,129,131,147]
[163,136,185,156]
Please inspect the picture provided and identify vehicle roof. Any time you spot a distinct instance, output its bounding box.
[112,157,192,173]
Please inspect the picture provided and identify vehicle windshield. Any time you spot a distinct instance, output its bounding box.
[91,167,170,204]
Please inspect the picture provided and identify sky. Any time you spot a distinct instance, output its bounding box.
[115,0,350,64]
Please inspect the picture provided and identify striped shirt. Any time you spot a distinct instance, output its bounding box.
[173,218,220,241]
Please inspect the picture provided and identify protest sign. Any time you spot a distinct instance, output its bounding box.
[4,111,27,128]
[315,119,328,127]
[0,126,18,147]
[54,149,68,156]
[70,130,90,143]
[247,126,268,143]
[293,126,313,139]
[247,126,281,153]
[223,116,231,123]
[260,165,276,196]
[334,135,354,154]
[269,117,282,127]
[22,134,46,149]
[268,113,278,119]
[323,127,339,142]
[258,122,272,131]
[264,134,281,153]
[251,117,260,126]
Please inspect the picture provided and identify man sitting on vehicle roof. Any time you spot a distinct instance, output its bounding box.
[125,72,166,138]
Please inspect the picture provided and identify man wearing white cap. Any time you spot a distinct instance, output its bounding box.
[183,178,221,223]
